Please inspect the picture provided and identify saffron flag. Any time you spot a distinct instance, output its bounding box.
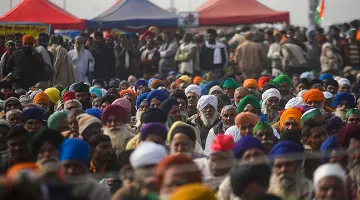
[315,0,325,24]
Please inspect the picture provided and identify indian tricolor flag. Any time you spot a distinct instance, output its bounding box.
[315,0,325,24]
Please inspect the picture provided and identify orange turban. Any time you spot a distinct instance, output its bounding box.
[22,35,36,45]
[235,112,259,129]
[33,92,50,105]
[258,76,272,90]
[243,79,258,89]
[174,79,185,87]
[120,89,137,98]
[302,89,325,103]
[193,76,203,85]
[280,108,302,130]
[6,162,39,182]
[149,79,165,89]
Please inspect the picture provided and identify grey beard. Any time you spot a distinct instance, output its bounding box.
[269,168,302,196]
[200,112,218,127]
[75,48,84,58]
[335,109,347,121]
[103,125,133,153]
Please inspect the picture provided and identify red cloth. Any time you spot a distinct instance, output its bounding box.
[4,92,18,100]
[258,76,271,90]
[337,124,360,148]
[101,104,127,125]
[63,91,75,102]
[211,135,235,152]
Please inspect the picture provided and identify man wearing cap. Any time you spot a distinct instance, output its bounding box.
[190,95,219,148]
[4,97,22,114]
[200,29,228,79]
[313,164,347,200]
[73,83,91,110]
[268,141,313,200]
[77,113,102,142]
[333,92,356,121]
[7,35,45,90]
[59,139,111,200]
[262,88,281,125]
[33,92,50,116]
[194,135,235,190]
[68,36,95,83]
[253,120,277,153]
[236,95,261,115]
[271,75,295,104]
[346,108,360,125]
[185,84,201,117]
[140,122,167,146]
[220,78,240,99]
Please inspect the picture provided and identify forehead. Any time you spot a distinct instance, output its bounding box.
[172,133,191,142]
[222,108,236,115]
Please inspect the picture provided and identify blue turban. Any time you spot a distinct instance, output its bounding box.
[146,90,168,106]
[21,107,45,123]
[60,139,90,166]
[269,141,304,162]
[136,92,149,110]
[201,81,218,95]
[85,108,102,120]
[89,87,102,98]
[320,136,338,163]
[319,73,334,81]
[135,80,147,92]
[140,122,168,141]
[234,136,263,159]
[332,92,356,109]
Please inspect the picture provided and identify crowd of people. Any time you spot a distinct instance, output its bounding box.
[0,22,359,200]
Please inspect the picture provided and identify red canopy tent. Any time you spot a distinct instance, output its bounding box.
[196,0,290,26]
[0,0,86,30]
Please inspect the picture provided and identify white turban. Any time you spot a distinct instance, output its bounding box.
[262,88,281,102]
[313,163,346,191]
[300,71,314,80]
[185,84,201,96]
[323,91,334,99]
[285,97,303,109]
[197,95,217,111]
[130,141,167,169]
[337,78,350,86]
[208,85,224,95]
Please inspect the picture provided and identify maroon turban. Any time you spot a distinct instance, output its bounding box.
[101,104,127,125]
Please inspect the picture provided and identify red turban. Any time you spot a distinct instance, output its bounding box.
[258,76,272,90]
[155,155,202,190]
[22,35,36,45]
[302,89,325,103]
[63,91,76,102]
[101,104,127,125]
[211,135,235,152]
[4,92,18,100]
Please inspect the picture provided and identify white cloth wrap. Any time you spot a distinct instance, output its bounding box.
[285,97,303,109]
[185,84,201,96]
[337,78,351,86]
[313,163,346,191]
[197,95,218,111]
[129,141,167,169]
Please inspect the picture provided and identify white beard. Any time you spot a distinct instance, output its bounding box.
[75,47,84,58]
[268,168,302,199]
[335,108,347,121]
[103,125,134,154]
[200,111,218,127]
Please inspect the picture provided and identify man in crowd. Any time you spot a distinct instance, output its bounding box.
[262,88,281,125]
[73,83,92,110]
[158,30,178,78]
[185,84,201,117]
[332,92,356,121]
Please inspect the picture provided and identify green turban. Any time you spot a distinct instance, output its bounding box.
[220,78,240,89]
[346,108,360,119]
[47,110,68,130]
[301,108,322,126]
[253,120,273,135]
[270,75,292,87]
[236,95,261,115]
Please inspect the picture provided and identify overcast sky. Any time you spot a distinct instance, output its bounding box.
[1,0,359,26]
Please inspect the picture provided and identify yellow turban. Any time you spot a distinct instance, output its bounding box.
[44,87,60,104]
[280,108,302,130]
[170,183,216,200]
[179,75,192,84]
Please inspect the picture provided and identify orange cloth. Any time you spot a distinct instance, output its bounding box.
[6,162,39,182]
[119,89,137,98]
[302,89,325,103]
[22,35,36,45]
[243,79,258,89]
[280,108,302,130]
[33,92,50,105]
[235,112,259,129]
[193,76,203,85]
[280,35,288,44]
[258,76,271,90]
[174,79,185,87]
[149,79,165,89]
[357,30,360,41]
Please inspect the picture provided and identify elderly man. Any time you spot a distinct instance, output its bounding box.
[271,75,294,104]
[235,31,267,79]
[253,120,277,153]
[21,107,44,135]
[4,97,22,114]
[225,112,259,142]
[102,105,134,154]
[313,164,347,200]
[302,89,326,110]
[59,139,111,200]
[77,114,102,142]
[236,95,261,115]
[194,135,235,190]
[262,88,281,125]
[7,35,45,90]
[147,89,168,108]
[64,99,82,111]
[204,105,237,155]
[185,84,201,117]
[337,78,351,93]
[221,78,240,99]
[234,87,250,108]
[190,95,219,148]
[73,83,92,110]
[279,108,302,132]
[268,141,313,200]
[68,36,95,83]
[332,92,356,121]
[5,109,22,127]
[64,108,84,138]
[346,108,360,125]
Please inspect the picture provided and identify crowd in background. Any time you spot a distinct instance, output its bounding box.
[0,20,359,200]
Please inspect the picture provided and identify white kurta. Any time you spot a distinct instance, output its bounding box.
[68,49,95,83]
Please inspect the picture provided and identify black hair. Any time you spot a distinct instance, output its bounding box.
[88,134,111,148]
[38,33,49,41]
[171,90,187,106]
[310,79,323,87]
[325,79,339,89]
[56,35,64,45]
[301,119,324,138]
[49,35,59,45]
[280,129,302,145]
[206,29,217,37]
[7,125,28,141]
[14,33,22,39]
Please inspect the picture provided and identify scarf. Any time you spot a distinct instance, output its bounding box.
[141,48,156,61]
[205,41,225,64]
[89,160,108,173]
